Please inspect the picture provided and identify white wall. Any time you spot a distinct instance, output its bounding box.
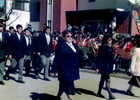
[6,0,30,30]
[78,0,132,11]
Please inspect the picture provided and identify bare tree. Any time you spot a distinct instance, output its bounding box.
[0,0,23,25]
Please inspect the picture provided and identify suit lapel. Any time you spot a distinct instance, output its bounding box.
[15,33,20,42]
[64,42,76,54]
[43,33,48,45]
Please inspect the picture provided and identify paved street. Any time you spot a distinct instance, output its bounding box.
[0,68,140,100]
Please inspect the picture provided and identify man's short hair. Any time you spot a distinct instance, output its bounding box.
[45,26,51,30]
[9,26,14,30]
[16,24,22,29]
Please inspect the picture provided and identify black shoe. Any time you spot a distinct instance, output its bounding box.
[109,95,115,99]
[97,93,105,98]
[127,90,134,96]
[17,80,25,84]
[44,78,51,81]
[24,74,30,77]
[35,74,40,79]
[0,81,5,85]
[4,75,9,80]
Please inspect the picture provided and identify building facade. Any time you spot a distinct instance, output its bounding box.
[39,0,140,36]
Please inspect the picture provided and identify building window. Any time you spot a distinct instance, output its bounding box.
[89,0,95,2]
[0,0,5,14]
[13,0,30,11]
[48,0,52,4]
[36,2,40,13]
[48,20,51,28]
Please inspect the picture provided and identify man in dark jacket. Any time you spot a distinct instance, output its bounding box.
[4,24,27,83]
[36,26,53,81]
[0,24,9,85]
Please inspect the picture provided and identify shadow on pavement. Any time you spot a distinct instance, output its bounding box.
[103,87,138,98]
[30,92,59,100]
[75,88,96,96]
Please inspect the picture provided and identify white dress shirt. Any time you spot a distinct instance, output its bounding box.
[0,32,2,41]
[16,32,20,41]
[25,36,31,46]
[66,42,76,53]
[8,32,11,36]
[45,34,50,45]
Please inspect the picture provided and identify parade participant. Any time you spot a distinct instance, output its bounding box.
[8,26,14,36]
[24,28,35,76]
[96,35,115,99]
[33,32,40,79]
[50,30,80,100]
[127,38,140,96]
[36,26,53,81]
[0,24,9,85]
[4,24,27,83]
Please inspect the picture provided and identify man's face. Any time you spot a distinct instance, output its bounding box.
[46,28,50,35]
[0,27,3,32]
[17,27,22,34]
[9,29,14,34]
[25,30,30,36]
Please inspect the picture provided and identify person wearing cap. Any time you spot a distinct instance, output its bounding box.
[0,24,9,85]
[27,24,33,32]
[4,24,27,83]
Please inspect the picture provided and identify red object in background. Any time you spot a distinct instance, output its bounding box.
[125,43,133,53]
[53,44,57,52]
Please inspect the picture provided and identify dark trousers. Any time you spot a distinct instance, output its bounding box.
[24,55,31,75]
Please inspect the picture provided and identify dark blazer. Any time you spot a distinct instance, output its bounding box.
[51,41,80,82]
[0,32,9,59]
[25,36,35,56]
[33,35,38,53]
[96,44,114,74]
[37,33,53,57]
[9,33,27,59]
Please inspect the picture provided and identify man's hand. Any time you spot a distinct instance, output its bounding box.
[9,55,12,60]
[5,55,7,58]
[50,73,54,77]
[96,69,99,73]
[50,53,53,57]
[24,55,26,60]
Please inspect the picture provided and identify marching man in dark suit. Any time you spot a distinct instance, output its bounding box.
[0,24,9,85]
[36,26,53,81]
[24,28,35,76]
[4,24,27,83]
[50,30,80,100]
